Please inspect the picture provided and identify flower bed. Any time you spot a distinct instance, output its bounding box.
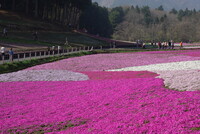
[0,70,89,82]
[0,49,200,133]
[25,50,200,71]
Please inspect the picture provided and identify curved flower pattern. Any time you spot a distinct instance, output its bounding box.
[25,50,200,71]
[0,70,89,82]
[108,60,200,91]
[1,49,200,133]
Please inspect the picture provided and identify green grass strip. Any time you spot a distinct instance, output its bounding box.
[0,51,98,74]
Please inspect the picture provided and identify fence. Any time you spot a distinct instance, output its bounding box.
[0,46,97,64]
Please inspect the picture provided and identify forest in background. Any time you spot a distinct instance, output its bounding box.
[0,0,112,37]
[1,0,200,42]
[111,6,200,42]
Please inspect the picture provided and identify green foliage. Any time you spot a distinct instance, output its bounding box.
[160,14,167,23]
[109,7,124,29]
[178,8,196,21]
[79,3,113,37]
[1,0,92,29]
[141,6,153,26]
[156,5,164,11]
[135,5,140,13]
[0,51,96,74]
[191,127,200,130]
[112,5,200,42]
[170,8,178,14]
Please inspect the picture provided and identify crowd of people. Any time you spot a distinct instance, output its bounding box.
[142,40,183,49]
[157,40,176,49]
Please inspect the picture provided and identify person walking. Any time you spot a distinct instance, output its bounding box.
[1,47,5,56]
[168,41,171,49]
[32,31,38,40]
[180,41,183,49]
[8,48,14,61]
[165,42,168,49]
[171,40,174,49]
[158,42,161,49]
[162,42,165,49]
[1,47,5,60]
[142,42,146,49]
[2,28,7,37]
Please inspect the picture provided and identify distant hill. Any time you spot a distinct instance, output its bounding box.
[92,0,200,10]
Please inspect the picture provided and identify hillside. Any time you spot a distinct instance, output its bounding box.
[93,0,200,10]
[0,10,108,52]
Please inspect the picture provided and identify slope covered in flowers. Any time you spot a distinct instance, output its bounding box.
[0,49,200,133]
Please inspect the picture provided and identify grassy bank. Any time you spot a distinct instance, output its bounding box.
[0,51,98,74]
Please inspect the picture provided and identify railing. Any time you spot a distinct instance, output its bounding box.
[0,46,97,64]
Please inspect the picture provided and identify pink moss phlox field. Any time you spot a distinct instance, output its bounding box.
[179,50,200,57]
[82,71,159,80]
[183,43,200,46]
[25,50,200,71]
[0,77,200,133]
[1,49,200,133]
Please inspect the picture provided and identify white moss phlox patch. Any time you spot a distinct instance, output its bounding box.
[107,60,200,91]
[0,70,89,82]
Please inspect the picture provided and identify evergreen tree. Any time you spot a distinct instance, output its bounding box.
[156,5,164,11]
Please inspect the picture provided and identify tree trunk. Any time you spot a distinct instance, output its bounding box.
[67,4,73,26]
[75,10,81,29]
[51,5,56,22]
[12,0,15,11]
[25,0,29,14]
[34,0,38,17]
[56,5,60,21]
[63,3,67,25]
[71,7,77,27]
[42,3,47,20]
[60,8,63,23]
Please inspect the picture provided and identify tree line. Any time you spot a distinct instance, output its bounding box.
[1,1,199,41]
[0,0,113,37]
[112,5,200,42]
[0,0,91,27]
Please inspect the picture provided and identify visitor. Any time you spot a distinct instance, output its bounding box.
[64,37,69,46]
[158,42,161,49]
[47,46,50,55]
[32,31,38,40]
[142,42,146,49]
[162,42,165,49]
[171,40,174,49]
[8,48,14,61]
[180,41,183,49]
[58,46,61,54]
[1,47,5,60]
[1,47,5,55]
[164,42,168,49]
[2,28,7,37]
[113,41,116,48]
[168,41,171,49]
